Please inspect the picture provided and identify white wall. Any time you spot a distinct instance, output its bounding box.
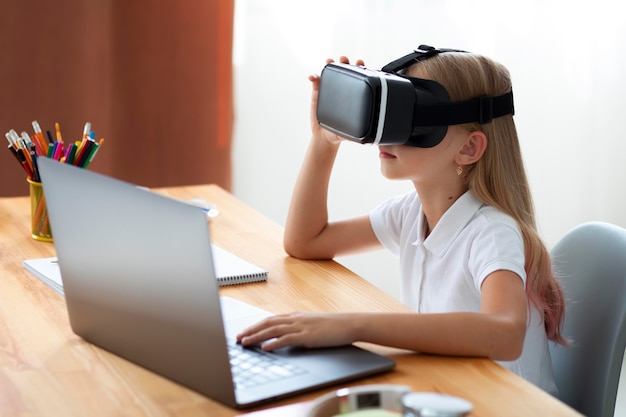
[231,0,626,301]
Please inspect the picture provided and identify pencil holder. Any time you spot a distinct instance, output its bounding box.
[27,178,53,242]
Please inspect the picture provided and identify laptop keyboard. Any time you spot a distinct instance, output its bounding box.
[228,341,308,389]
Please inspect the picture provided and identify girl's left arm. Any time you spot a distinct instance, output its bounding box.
[237,270,528,361]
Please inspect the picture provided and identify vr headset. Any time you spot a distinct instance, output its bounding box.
[316,45,515,147]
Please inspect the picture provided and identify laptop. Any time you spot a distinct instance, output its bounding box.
[37,157,396,409]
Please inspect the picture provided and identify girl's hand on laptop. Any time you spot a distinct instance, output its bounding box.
[236,312,355,351]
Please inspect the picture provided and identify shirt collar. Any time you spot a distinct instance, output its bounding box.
[414,190,484,257]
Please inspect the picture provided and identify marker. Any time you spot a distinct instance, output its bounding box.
[75,140,94,167]
[66,143,77,165]
[47,142,54,158]
[7,121,104,178]
[73,139,90,165]
[81,138,105,168]
[52,141,64,161]
[81,141,100,168]
[31,121,49,155]
[55,122,63,142]
[82,122,91,139]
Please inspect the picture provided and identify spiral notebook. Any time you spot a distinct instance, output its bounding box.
[23,244,267,296]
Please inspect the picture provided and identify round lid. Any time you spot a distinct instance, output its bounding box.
[402,392,473,417]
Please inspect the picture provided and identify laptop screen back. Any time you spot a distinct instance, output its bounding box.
[38,158,238,406]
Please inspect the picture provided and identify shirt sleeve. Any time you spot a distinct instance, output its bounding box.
[468,209,527,291]
[369,192,418,257]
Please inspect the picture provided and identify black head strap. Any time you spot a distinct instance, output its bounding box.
[413,92,515,126]
[381,44,468,73]
[383,45,515,125]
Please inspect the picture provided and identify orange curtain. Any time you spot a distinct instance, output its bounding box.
[0,0,233,196]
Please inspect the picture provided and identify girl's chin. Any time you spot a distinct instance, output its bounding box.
[379,167,403,181]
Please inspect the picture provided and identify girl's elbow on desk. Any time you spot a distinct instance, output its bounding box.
[469,318,526,362]
[283,243,329,260]
[487,336,525,362]
[283,242,314,260]
[283,238,335,260]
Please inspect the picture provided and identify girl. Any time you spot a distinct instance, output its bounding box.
[237,49,567,395]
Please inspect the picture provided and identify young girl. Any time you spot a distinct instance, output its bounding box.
[237,49,567,395]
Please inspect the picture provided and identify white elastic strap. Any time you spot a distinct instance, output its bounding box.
[371,73,388,146]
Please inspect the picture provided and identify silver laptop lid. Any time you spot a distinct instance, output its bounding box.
[38,158,238,406]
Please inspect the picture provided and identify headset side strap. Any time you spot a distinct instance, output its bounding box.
[413,90,515,126]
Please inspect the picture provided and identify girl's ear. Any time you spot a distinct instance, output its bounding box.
[456,131,487,165]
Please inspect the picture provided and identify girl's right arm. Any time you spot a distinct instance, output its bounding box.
[283,59,382,260]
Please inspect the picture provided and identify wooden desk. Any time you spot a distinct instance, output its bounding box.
[0,185,580,417]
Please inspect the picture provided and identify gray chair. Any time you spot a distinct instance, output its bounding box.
[550,221,626,417]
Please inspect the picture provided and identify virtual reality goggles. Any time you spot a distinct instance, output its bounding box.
[316,45,515,147]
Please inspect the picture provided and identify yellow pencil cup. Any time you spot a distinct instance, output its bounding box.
[27,179,53,242]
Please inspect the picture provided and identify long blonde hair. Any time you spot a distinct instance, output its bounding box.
[408,52,567,344]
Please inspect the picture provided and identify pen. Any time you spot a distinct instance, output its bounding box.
[8,144,34,179]
[5,131,17,149]
[25,132,44,155]
[17,138,34,171]
[8,121,104,179]
[20,131,41,157]
[7,130,20,150]
[20,131,31,145]
[29,143,41,182]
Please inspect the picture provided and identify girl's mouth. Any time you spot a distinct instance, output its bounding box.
[378,147,396,159]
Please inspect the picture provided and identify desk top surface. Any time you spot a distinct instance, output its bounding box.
[0,184,580,417]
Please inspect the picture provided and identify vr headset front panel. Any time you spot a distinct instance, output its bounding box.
[317,63,415,145]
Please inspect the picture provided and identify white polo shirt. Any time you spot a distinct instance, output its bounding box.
[369,190,557,395]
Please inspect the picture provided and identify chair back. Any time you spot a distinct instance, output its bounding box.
[550,221,626,417]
